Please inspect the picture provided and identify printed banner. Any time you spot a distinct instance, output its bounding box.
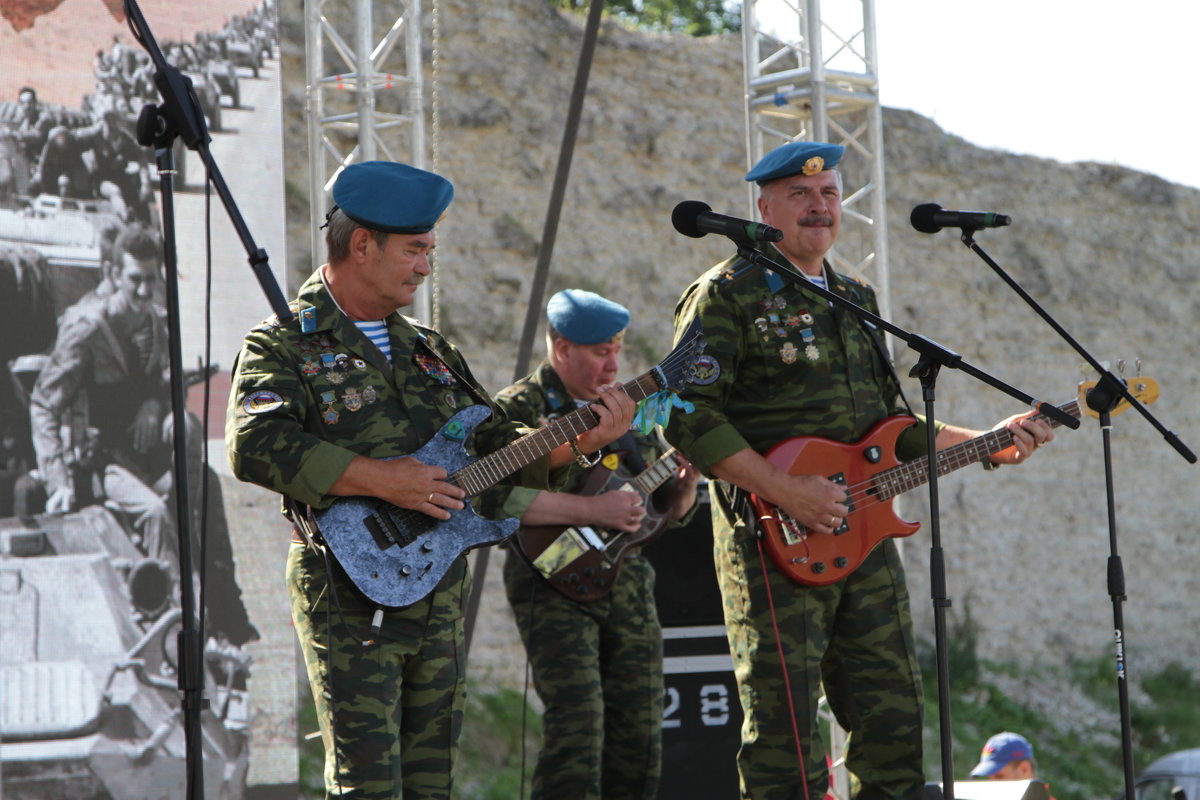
[0,0,293,796]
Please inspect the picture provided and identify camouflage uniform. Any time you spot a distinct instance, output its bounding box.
[489,361,677,800]
[663,248,934,800]
[227,269,559,799]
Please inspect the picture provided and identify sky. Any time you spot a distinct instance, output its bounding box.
[762,1,1200,190]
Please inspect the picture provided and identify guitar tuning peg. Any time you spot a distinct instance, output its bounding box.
[1116,359,1126,375]
[1135,358,1143,374]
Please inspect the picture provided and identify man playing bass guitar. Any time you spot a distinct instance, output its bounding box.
[663,141,1054,800]
[487,289,699,800]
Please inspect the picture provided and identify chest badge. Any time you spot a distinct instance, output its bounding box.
[415,353,455,385]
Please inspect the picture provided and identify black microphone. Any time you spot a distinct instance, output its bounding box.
[672,200,783,243]
[910,203,1012,233]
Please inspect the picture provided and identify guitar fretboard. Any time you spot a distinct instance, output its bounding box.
[633,449,683,496]
[452,371,665,497]
[872,400,1080,500]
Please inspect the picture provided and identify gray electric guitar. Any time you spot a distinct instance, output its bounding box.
[310,321,705,608]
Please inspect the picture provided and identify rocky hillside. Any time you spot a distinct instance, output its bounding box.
[278,0,1199,689]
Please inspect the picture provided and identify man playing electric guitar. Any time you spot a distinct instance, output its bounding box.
[486,289,699,800]
[663,141,1055,800]
[225,163,635,800]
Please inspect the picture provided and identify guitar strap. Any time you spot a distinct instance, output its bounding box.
[856,318,918,420]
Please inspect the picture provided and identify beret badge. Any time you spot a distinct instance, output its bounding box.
[802,156,825,176]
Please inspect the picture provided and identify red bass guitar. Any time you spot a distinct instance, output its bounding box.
[752,377,1157,585]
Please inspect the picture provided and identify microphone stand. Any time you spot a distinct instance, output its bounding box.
[731,239,1079,800]
[123,2,293,797]
[951,229,1196,800]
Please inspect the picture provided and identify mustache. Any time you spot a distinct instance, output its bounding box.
[798,215,834,228]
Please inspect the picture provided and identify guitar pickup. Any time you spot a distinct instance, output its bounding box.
[827,473,852,535]
[366,506,419,550]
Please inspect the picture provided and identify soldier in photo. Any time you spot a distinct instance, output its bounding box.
[29,221,174,561]
[225,161,635,799]
[488,289,699,799]
[663,141,1056,800]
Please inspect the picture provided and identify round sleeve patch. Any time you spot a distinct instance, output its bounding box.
[690,354,720,385]
[243,390,285,415]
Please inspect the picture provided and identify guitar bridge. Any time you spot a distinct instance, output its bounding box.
[365,506,420,550]
[777,513,807,551]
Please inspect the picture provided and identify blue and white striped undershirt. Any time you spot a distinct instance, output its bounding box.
[355,320,391,363]
[319,268,393,362]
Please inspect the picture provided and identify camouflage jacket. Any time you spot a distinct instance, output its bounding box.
[226,269,556,511]
[664,247,932,476]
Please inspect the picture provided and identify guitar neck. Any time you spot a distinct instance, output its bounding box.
[633,449,683,496]
[453,371,664,498]
[876,400,1079,499]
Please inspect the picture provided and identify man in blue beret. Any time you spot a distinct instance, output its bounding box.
[485,289,699,799]
[226,163,636,799]
[664,142,1055,800]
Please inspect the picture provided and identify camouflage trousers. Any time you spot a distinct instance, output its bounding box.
[503,549,664,800]
[715,519,925,800]
[288,543,468,799]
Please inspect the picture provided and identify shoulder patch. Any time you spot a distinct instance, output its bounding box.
[251,314,281,333]
[690,354,720,386]
[243,389,285,415]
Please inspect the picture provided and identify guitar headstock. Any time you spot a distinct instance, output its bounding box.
[1078,372,1159,418]
[653,317,707,393]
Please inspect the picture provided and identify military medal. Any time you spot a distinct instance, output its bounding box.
[799,328,820,361]
[769,314,787,337]
[342,387,363,411]
[301,358,320,375]
[321,391,339,424]
[414,353,454,385]
[362,385,378,405]
[443,391,457,409]
[780,342,798,364]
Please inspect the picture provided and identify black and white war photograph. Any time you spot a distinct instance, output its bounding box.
[0,0,290,797]
[1,1,1199,800]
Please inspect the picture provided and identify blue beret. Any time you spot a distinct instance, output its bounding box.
[547,289,630,345]
[331,161,454,234]
[745,141,844,186]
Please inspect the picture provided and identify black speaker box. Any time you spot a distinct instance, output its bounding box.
[646,493,741,799]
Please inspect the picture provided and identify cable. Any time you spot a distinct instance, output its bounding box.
[757,537,811,800]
